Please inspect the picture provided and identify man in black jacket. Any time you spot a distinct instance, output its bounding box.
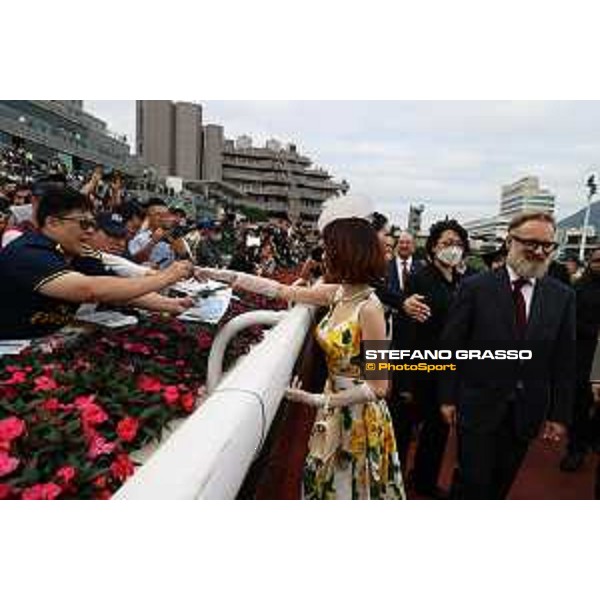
[439,212,575,499]
[385,231,427,471]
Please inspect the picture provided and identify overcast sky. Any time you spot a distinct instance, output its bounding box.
[85,101,600,227]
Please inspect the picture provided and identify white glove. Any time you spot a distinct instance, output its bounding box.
[327,381,379,406]
[285,377,379,408]
[194,268,282,299]
[234,272,282,299]
[194,267,236,283]
[285,376,326,407]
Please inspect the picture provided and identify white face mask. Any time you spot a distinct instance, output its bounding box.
[436,245,463,267]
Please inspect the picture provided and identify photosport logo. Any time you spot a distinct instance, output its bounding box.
[360,340,574,382]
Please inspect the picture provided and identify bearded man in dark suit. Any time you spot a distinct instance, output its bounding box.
[439,212,575,499]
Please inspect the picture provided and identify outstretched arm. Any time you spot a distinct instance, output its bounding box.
[195,266,339,307]
[39,261,193,304]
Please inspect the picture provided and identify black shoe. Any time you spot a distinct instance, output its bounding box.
[559,451,586,472]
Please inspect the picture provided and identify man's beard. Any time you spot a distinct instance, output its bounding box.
[507,252,550,279]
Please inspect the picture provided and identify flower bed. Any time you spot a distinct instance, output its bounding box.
[0,291,288,500]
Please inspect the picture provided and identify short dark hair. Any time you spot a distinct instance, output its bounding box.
[119,200,145,222]
[508,211,556,232]
[170,207,187,219]
[323,218,386,283]
[425,218,470,259]
[369,211,389,233]
[146,197,167,210]
[31,174,68,198]
[37,187,93,227]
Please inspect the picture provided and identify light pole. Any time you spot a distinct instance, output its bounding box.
[579,174,598,262]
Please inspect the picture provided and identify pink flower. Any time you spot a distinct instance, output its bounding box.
[0,451,20,477]
[55,466,76,485]
[197,330,213,351]
[0,416,26,443]
[162,385,179,406]
[88,434,116,459]
[73,358,91,371]
[123,342,152,355]
[180,392,196,413]
[79,403,108,426]
[21,483,62,500]
[116,416,139,442]
[110,454,135,481]
[74,394,96,408]
[93,476,107,489]
[33,375,58,392]
[0,483,11,500]
[146,331,169,344]
[41,398,61,411]
[3,370,27,385]
[137,375,162,393]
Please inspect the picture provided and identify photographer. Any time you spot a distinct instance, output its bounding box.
[194,218,223,268]
[297,245,324,285]
[128,198,176,269]
[118,200,145,244]
[228,234,259,273]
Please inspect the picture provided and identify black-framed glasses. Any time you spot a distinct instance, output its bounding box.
[57,215,97,231]
[510,234,558,254]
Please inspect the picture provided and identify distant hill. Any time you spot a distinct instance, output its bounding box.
[558,199,600,229]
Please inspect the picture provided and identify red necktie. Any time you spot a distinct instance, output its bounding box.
[512,278,529,338]
[401,260,409,290]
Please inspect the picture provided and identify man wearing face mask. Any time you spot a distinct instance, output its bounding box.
[405,219,470,498]
[439,212,575,499]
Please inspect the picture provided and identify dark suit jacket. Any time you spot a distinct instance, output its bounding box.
[388,256,425,297]
[439,267,576,438]
[387,256,425,344]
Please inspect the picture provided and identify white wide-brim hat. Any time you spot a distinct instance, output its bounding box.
[317,195,374,233]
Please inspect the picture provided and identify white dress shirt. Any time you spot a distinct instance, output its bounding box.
[506,264,536,320]
[395,255,413,291]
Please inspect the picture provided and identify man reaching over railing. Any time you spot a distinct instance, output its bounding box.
[0,186,193,340]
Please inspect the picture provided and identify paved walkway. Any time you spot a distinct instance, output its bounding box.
[411,432,596,499]
[254,404,596,499]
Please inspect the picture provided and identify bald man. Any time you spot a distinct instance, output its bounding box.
[387,231,426,470]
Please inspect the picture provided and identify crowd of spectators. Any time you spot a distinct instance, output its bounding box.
[3,143,600,499]
[0,145,319,342]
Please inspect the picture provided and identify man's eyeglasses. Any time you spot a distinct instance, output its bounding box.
[510,234,558,254]
[57,215,97,231]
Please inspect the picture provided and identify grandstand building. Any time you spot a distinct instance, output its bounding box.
[0,100,132,173]
[202,125,348,222]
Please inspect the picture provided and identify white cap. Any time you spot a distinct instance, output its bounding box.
[317,195,374,233]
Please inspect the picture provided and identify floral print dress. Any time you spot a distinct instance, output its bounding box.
[302,288,406,500]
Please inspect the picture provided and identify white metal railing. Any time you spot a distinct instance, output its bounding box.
[114,304,313,500]
[206,310,285,394]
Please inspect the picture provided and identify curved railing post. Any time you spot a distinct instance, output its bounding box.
[206,310,285,394]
